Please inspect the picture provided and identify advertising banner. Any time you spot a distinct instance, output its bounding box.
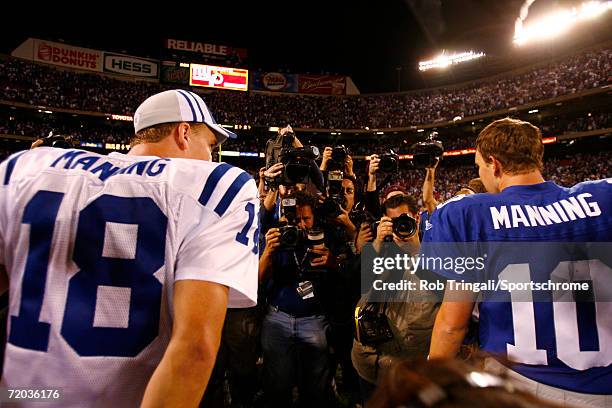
[160,61,190,85]
[103,53,159,78]
[12,38,103,72]
[164,38,248,64]
[251,72,298,92]
[190,64,248,91]
[298,75,346,95]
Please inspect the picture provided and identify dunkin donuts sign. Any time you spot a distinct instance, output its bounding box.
[34,40,103,72]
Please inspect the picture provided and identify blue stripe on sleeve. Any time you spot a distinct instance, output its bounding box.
[198,163,233,206]
[214,171,252,216]
[4,151,27,185]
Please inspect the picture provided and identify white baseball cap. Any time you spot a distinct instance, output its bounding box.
[133,89,237,145]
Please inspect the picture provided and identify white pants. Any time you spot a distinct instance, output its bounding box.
[484,358,612,408]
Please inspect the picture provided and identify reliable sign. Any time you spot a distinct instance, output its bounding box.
[103,54,159,78]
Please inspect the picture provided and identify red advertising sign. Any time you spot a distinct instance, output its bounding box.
[298,75,346,95]
[190,64,248,91]
[33,39,103,72]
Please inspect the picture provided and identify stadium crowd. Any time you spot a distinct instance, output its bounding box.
[1,46,610,128]
[0,111,610,154]
[0,41,611,408]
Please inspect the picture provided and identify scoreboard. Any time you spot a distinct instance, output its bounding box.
[189,63,248,91]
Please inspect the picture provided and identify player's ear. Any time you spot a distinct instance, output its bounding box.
[490,155,503,178]
[175,122,190,151]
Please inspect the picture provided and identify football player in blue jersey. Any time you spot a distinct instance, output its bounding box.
[423,118,611,407]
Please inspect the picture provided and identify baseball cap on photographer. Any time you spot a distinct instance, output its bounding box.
[133,89,237,145]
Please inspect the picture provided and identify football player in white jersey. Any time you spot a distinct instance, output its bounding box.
[0,90,259,407]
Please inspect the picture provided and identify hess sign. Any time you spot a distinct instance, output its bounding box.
[190,64,248,91]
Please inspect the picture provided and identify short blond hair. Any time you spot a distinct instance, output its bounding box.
[130,122,210,146]
[476,118,543,174]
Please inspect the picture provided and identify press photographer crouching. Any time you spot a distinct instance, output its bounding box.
[259,191,338,407]
[351,194,440,405]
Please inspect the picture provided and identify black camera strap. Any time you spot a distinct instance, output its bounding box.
[293,250,309,275]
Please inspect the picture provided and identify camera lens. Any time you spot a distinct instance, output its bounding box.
[379,154,398,172]
[280,226,299,246]
[392,214,417,239]
[331,146,347,163]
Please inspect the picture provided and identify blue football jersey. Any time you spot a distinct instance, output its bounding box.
[421,180,612,394]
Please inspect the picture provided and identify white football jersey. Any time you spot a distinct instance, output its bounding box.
[0,147,259,407]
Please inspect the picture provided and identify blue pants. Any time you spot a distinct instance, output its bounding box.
[261,307,332,407]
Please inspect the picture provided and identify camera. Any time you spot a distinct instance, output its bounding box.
[410,131,444,168]
[304,228,326,273]
[371,213,417,242]
[349,202,376,228]
[320,170,345,218]
[331,145,348,165]
[392,213,417,239]
[265,130,320,186]
[278,197,302,251]
[378,150,399,173]
[355,303,394,345]
[278,224,301,252]
[277,197,302,251]
[40,132,77,149]
[280,146,320,185]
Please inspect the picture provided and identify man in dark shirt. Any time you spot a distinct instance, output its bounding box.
[259,191,335,408]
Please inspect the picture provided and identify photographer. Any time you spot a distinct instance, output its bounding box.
[319,145,356,179]
[420,157,485,240]
[321,170,364,404]
[351,194,440,404]
[258,191,336,408]
[363,151,401,218]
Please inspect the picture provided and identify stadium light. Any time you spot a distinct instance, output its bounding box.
[419,51,486,71]
[514,1,612,46]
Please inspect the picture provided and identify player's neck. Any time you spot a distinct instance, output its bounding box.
[499,171,546,192]
[127,142,174,158]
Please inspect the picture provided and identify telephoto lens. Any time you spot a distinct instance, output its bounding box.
[305,228,325,272]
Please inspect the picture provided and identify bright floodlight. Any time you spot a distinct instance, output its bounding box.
[419,51,486,71]
[514,1,612,46]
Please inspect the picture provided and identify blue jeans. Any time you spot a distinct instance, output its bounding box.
[261,307,332,408]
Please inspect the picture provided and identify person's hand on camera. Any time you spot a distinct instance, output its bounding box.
[335,206,357,237]
[279,125,293,137]
[426,157,440,170]
[366,154,380,192]
[344,155,355,177]
[320,146,332,171]
[264,163,284,180]
[279,125,303,148]
[368,154,380,175]
[263,228,281,255]
[308,244,330,267]
[355,223,374,254]
[373,216,393,253]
